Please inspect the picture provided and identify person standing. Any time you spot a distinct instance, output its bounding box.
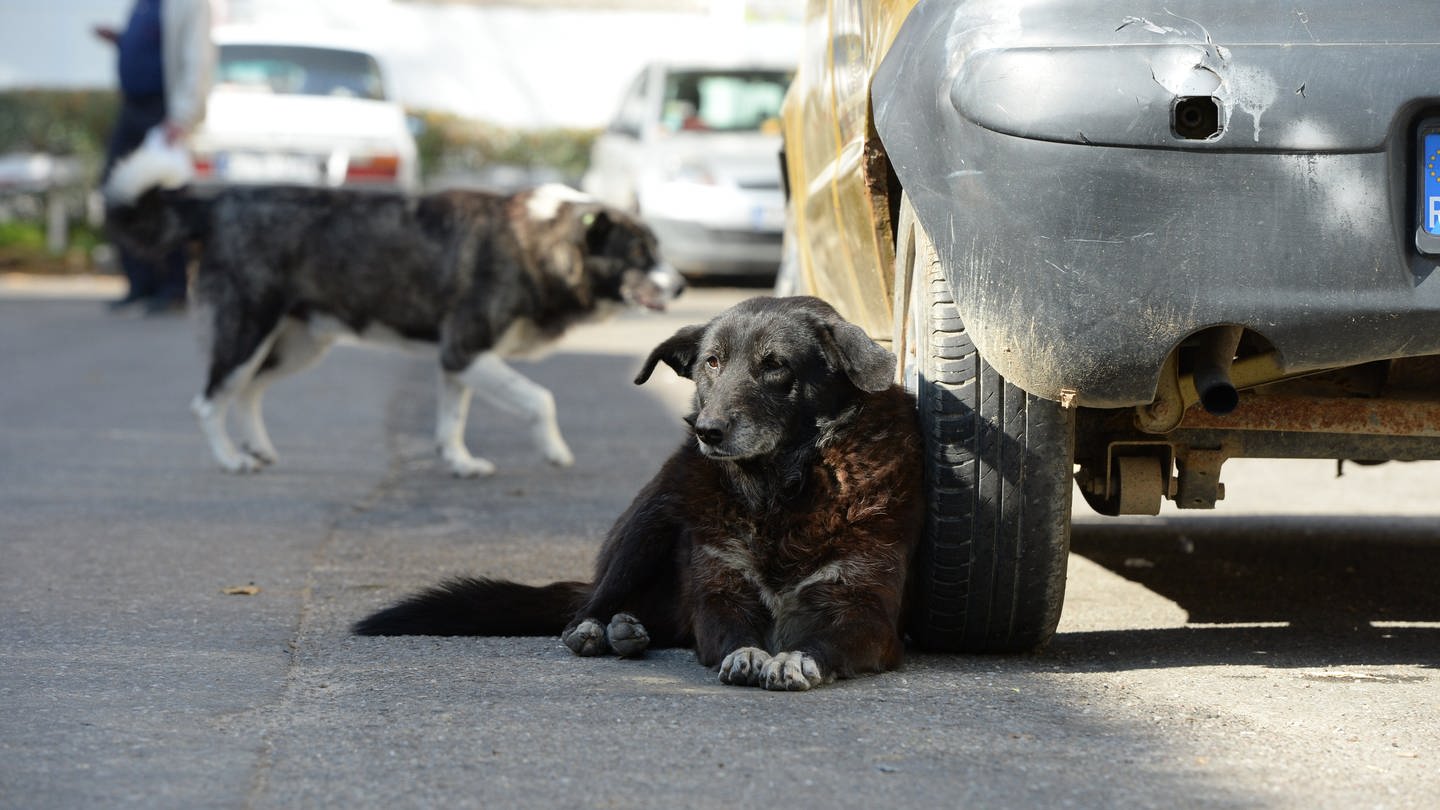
[96,0,215,315]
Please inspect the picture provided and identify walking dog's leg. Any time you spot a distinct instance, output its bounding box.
[453,351,575,470]
[435,370,496,478]
[193,312,287,474]
[231,317,334,465]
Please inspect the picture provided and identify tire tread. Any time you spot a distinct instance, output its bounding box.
[904,202,1072,653]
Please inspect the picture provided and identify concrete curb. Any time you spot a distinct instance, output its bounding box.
[0,273,125,299]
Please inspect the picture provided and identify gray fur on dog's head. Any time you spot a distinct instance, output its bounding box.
[517,185,683,312]
[636,296,896,461]
[578,206,683,312]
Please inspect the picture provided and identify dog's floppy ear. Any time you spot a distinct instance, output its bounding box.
[823,320,896,392]
[583,210,613,254]
[635,323,705,384]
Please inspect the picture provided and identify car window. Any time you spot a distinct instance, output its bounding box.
[610,69,650,138]
[217,44,387,100]
[660,70,791,134]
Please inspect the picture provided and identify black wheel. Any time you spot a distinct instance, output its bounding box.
[895,196,1074,652]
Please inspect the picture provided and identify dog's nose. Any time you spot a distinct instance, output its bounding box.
[693,415,727,447]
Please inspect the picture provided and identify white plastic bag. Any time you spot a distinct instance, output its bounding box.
[105,125,195,204]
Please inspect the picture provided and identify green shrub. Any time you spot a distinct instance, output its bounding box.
[0,220,105,274]
[0,90,117,169]
[0,220,47,251]
[411,110,598,180]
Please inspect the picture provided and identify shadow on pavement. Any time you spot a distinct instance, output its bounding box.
[1060,516,1440,670]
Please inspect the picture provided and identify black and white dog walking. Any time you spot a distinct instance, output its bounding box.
[104,143,684,476]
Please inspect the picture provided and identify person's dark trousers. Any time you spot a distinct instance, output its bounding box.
[102,93,188,309]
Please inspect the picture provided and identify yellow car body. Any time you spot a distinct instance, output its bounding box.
[778,0,916,346]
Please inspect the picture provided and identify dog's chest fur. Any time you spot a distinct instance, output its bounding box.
[678,387,922,638]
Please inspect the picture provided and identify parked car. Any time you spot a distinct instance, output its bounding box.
[780,0,1440,652]
[583,61,792,280]
[189,26,419,193]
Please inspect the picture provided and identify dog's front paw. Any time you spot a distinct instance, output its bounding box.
[606,613,649,658]
[718,647,771,687]
[761,651,828,692]
[562,618,609,657]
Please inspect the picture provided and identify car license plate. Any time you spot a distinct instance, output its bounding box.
[216,152,324,185]
[749,202,785,233]
[1417,121,1440,256]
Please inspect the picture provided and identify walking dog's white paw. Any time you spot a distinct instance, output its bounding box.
[537,428,574,467]
[761,651,828,692]
[719,647,772,687]
[193,395,262,473]
[562,618,608,656]
[544,442,575,468]
[450,457,497,478]
[440,447,497,478]
[606,613,649,658]
[241,443,277,466]
[217,451,264,474]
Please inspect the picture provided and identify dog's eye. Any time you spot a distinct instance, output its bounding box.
[706,355,720,370]
[759,355,784,371]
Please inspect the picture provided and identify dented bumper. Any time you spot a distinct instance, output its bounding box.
[874,0,1440,407]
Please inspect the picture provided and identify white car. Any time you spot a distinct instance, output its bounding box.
[583,62,792,279]
[190,27,419,193]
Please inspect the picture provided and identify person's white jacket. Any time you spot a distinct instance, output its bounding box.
[161,0,215,134]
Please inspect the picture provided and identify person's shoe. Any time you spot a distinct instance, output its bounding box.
[143,295,186,317]
[105,291,148,313]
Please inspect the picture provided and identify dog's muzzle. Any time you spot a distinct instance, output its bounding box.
[646,263,685,308]
[622,264,684,312]
[692,413,727,450]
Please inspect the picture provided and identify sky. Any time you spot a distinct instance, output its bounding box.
[0,0,803,128]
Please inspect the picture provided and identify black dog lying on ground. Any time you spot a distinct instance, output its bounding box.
[356,296,923,690]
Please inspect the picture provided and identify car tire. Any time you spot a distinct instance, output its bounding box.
[895,195,1074,653]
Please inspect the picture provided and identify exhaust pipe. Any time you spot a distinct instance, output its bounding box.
[1192,325,1243,415]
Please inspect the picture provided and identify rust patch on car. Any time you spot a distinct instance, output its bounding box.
[1180,395,1440,437]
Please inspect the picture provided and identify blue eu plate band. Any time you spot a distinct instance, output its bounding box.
[1417,120,1440,256]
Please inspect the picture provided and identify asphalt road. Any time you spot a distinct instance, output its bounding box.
[2,278,1438,809]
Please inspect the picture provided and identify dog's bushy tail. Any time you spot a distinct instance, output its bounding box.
[352,577,590,637]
